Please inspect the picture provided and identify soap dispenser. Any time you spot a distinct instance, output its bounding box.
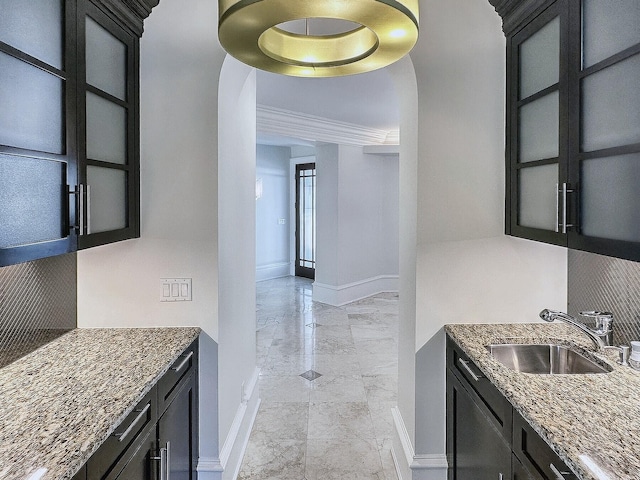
[630,341,640,370]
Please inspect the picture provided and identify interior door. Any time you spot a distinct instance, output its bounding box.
[295,163,316,279]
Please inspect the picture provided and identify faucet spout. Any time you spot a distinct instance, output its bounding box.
[539,309,612,351]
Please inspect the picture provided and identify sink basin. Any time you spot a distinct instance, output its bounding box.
[486,344,611,374]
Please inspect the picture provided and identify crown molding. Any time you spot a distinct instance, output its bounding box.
[92,0,160,36]
[488,0,552,35]
[257,105,399,146]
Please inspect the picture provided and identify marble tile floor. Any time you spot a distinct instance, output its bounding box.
[238,276,399,480]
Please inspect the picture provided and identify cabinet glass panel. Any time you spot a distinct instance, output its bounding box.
[518,164,558,230]
[581,153,640,242]
[519,91,559,162]
[86,92,127,164]
[87,166,127,233]
[85,16,126,101]
[581,54,640,152]
[0,154,65,248]
[0,0,63,69]
[582,0,640,69]
[0,52,64,154]
[519,16,559,99]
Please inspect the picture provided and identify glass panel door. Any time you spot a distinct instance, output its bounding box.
[571,0,640,256]
[509,2,567,245]
[295,163,316,279]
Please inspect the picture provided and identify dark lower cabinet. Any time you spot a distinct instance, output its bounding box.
[447,370,511,480]
[447,335,577,480]
[86,339,198,480]
[157,374,198,480]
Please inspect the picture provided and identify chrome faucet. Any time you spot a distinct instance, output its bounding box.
[539,309,613,351]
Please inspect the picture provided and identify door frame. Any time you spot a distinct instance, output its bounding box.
[294,161,316,279]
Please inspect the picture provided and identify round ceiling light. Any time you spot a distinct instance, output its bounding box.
[218,0,419,77]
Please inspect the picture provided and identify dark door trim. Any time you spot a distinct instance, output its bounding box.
[295,162,316,279]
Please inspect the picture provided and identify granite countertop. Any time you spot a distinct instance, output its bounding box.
[0,327,200,480]
[445,323,640,480]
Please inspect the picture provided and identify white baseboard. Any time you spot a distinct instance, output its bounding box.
[218,367,261,480]
[313,275,399,306]
[391,406,448,480]
[196,458,224,480]
[256,262,291,282]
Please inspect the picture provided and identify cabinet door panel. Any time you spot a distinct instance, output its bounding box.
[158,376,197,480]
[580,153,640,242]
[582,0,640,68]
[519,16,560,99]
[581,53,640,152]
[447,371,511,480]
[0,0,64,69]
[0,52,65,155]
[0,155,66,248]
[86,166,127,233]
[85,16,126,101]
[86,92,127,164]
[519,92,559,162]
[518,164,558,231]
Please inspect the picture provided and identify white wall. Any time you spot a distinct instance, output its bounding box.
[217,57,259,479]
[396,0,569,477]
[314,144,400,306]
[256,145,291,281]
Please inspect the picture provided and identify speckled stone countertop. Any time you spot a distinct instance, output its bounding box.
[0,327,200,480]
[446,323,640,480]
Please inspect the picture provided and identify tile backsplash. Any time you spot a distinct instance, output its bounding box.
[0,253,76,367]
[568,249,640,345]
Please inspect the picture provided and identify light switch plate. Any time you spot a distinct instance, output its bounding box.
[161,278,192,302]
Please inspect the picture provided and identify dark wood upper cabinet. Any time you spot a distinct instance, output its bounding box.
[0,0,156,267]
[503,0,640,262]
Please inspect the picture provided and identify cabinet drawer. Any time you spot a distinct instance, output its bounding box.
[87,388,157,480]
[158,339,198,415]
[446,336,512,442]
[513,410,578,480]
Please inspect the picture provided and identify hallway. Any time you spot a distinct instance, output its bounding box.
[238,276,399,479]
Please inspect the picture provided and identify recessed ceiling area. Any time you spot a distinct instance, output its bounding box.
[256,66,400,146]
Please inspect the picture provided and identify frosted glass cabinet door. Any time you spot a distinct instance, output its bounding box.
[581,154,640,242]
[582,0,640,69]
[0,52,65,154]
[519,17,560,99]
[86,166,127,233]
[581,54,640,152]
[518,92,559,162]
[85,16,126,101]
[518,164,559,231]
[0,0,64,69]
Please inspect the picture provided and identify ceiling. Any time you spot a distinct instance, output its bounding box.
[256,66,400,146]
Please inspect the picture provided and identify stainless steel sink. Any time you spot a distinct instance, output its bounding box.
[486,344,612,374]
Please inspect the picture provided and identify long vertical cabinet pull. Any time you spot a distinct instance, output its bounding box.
[86,184,91,235]
[153,442,171,480]
[79,184,85,235]
[556,183,574,234]
[561,183,573,234]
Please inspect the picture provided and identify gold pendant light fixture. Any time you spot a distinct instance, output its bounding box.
[218,0,419,77]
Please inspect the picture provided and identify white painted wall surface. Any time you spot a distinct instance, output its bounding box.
[314,144,400,305]
[217,57,259,480]
[256,144,291,281]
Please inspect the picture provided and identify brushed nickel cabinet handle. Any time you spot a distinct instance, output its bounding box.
[113,403,150,442]
[171,351,194,373]
[550,462,573,479]
[458,358,483,381]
